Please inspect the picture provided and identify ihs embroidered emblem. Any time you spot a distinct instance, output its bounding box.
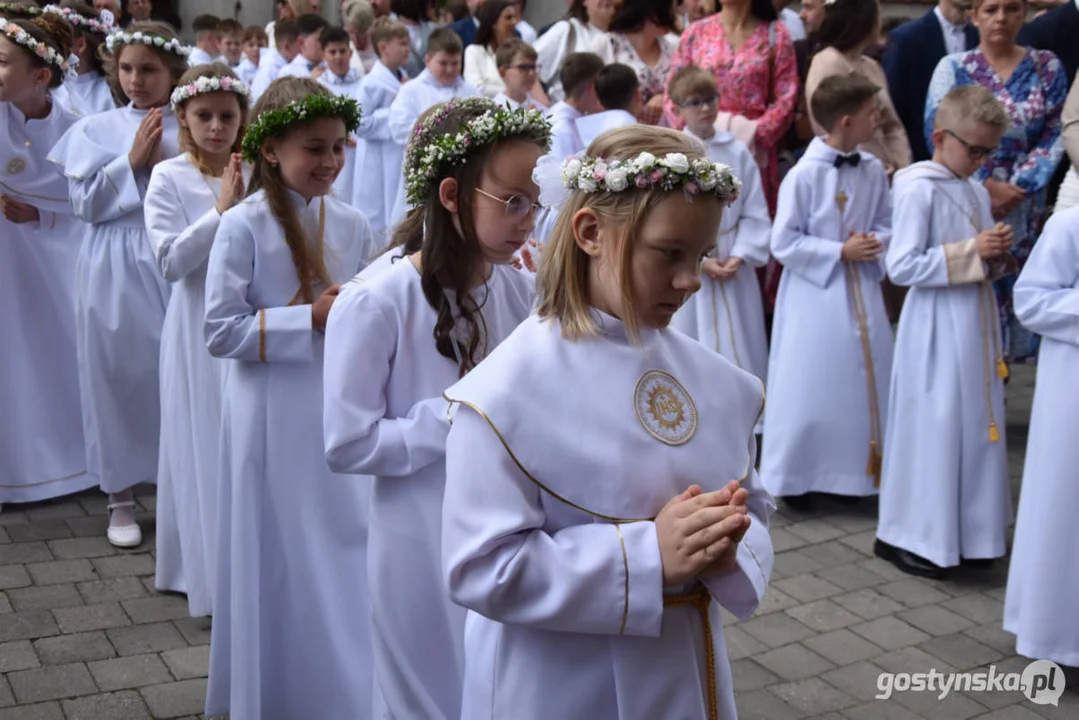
[7,158,26,175]
[634,370,698,446]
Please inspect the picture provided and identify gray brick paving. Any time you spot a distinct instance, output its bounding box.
[1,365,1077,718]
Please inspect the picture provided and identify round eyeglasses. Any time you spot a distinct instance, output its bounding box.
[475,187,542,218]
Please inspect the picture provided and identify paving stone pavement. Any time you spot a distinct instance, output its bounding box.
[1,365,1076,719]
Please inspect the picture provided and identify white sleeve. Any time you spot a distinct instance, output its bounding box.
[356,83,393,141]
[145,167,222,282]
[887,179,984,288]
[770,175,844,288]
[389,87,418,145]
[1014,210,1079,345]
[730,152,772,267]
[590,33,615,64]
[534,20,570,86]
[464,47,505,97]
[859,166,894,283]
[322,285,451,476]
[443,406,665,637]
[203,211,314,362]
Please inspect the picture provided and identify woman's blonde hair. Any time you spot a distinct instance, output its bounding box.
[246,76,335,304]
[536,125,716,342]
[175,63,249,177]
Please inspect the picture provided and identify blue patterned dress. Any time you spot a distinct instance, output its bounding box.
[925,48,1067,360]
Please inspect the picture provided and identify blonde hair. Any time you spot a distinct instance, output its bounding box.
[102,21,187,106]
[667,65,717,106]
[175,63,249,177]
[536,125,716,342]
[933,85,1010,135]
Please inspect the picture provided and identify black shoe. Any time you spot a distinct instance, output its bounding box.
[874,540,946,579]
[820,493,861,506]
[783,494,815,512]
[960,557,995,570]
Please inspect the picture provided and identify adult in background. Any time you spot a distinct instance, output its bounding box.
[926,0,1068,362]
[1019,0,1079,83]
[392,0,436,77]
[783,0,826,160]
[591,0,678,125]
[1058,76,1079,209]
[343,0,378,72]
[449,0,488,47]
[674,0,714,34]
[464,0,521,95]
[515,1,537,42]
[664,0,798,214]
[884,0,978,163]
[535,0,615,102]
[774,0,805,41]
[267,0,319,49]
[126,0,152,23]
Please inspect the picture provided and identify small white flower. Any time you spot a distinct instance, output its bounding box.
[606,168,629,192]
[664,153,690,174]
[636,152,656,168]
[563,158,582,177]
[578,176,598,193]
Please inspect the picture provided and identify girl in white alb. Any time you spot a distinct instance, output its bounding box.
[144,66,251,617]
[441,125,775,720]
[0,13,96,505]
[203,77,377,720]
[47,23,189,547]
[323,97,549,720]
[45,3,116,117]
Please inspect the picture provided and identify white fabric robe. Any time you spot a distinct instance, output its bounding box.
[442,312,775,720]
[876,162,1010,568]
[761,138,894,497]
[534,18,605,102]
[187,47,218,67]
[354,61,407,238]
[672,130,771,389]
[492,91,546,112]
[47,104,180,494]
[144,155,238,615]
[236,55,259,87]
[317,70,365,209]
[386,70,479,227]
[1004,205,1079,666]
[545,100,585,162]
[323,260,534,720]
[250,49,290,100]
[53,71,115,117]
[0,99,96,504]
[278,53,320,79]
[204,190,377,720]
[575,109,637,148]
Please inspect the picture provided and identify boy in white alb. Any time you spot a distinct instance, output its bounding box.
[875,86,1014,579]
[250,19,300,98]
[491,38,545,111]
[187,14,221,66]
[575,63,640,147]
[278,13,328,79]
[237,26,266,87]
[355,17,411,238]
[1005,204,1079,667]
[761,74,893,510]
[668,65,771,389]
[317,27,365,207]
[543,51,603,162]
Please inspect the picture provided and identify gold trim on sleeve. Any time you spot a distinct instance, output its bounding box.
[615,524,629,635]
[102,167,126,214]
[943,238,987,285]
[258,308,267,363]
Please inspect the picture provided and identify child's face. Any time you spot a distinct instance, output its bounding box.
[458,139,544,265]
[179,91,242,157]
[932,119,1001,178]
[426,50,462,86]
[118,44,173,109]
[324,41,352,76]
[843,97,881,146]
[672,90,719,136]
[579,190,722,330]
[301,31,324,63]
[243,38,261,64]
[0,36,49,103]
[380,36,411,69]
[220,32,244,64]
[279,36,302,62]
[499,52,536,98]
[265,116,347,199]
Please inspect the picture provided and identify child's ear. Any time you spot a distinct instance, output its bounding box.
[498,66,509,81]
[438,177,460,214]
[670,103,685,123]
[572,208,603,258]
[930,127,946,151]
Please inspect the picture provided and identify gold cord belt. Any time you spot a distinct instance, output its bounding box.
[845,262,883,485]
[977,281,1007,442]
[664,584,717,720]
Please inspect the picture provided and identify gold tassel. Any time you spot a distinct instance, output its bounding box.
[989,422,1000,443]
[868,441,883,486]
[997,358,1009,379]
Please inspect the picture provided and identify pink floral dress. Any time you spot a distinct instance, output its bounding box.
[665,17,798,214]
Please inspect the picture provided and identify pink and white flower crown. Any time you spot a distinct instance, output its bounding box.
[0,16,75,76]
[170,74,250,111]
[42,5,116,37]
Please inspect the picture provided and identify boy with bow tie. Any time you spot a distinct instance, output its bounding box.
[761,74,894,511]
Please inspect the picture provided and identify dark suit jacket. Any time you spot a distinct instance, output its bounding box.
[1019,1,1079,85]
[883,9,979,162]
[450,16,480,48]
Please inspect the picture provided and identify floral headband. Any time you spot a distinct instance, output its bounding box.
[42,5,116,36]
[170,74,250,111]
[404,97,552,206]
[105,30,190,57]
[0,17,75,76]
[240,94,361,164]
[554,152,742,205]
[0,3,40,18]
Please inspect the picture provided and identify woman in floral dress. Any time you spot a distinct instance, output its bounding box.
[926,0,1067,362]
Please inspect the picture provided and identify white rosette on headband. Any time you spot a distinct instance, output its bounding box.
[532,152,573,211]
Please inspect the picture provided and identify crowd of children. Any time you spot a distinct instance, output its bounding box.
[0,0,1077,716]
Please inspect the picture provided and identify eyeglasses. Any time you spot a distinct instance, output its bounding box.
[508,63,537,73]
[475,187,541,218]
[677,94,718,111]
[944,129,996,161]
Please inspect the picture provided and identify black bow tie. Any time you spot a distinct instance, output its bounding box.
[834,152,861,168]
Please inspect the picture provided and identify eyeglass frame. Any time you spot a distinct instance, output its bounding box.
[505,63,538,73]
[943,129,997,161]
[676,93,719,111]
[474,187,542,218]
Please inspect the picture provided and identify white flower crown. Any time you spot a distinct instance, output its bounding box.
[41,5,116,36]
[558,152,742,204]
[106,30,190,57]
[170,74,250,110]
[0,16,75,76]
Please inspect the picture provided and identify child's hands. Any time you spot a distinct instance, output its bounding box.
[703,256,743,281]
[520,238,542,273]
[703,483,752,576]
[976,222,1013,259]
[217,154,246,215]
[655,481,749,587]
[312,284,341,330]
[129,108,163,170]
[841,231,882,262]
[0,195,40,224]
[985,179,1025,219]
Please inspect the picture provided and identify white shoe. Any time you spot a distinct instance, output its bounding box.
[106,500,142,548]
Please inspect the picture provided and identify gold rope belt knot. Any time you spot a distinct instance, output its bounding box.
[664,583,717,720]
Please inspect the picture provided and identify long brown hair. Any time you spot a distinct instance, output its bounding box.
[245,76,334,304]
[10,14,74,89]
[101,21,187,106]
[175,63,248,177]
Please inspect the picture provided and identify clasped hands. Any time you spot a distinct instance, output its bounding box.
[655,480,750,587]
[702,256,743,281]
[841,231,882,262]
